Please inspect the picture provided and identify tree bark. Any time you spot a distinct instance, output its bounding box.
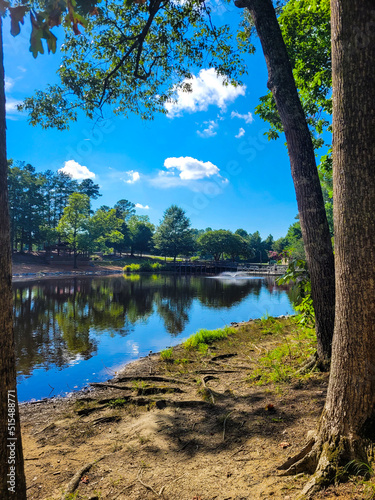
[235,0,335,362]
[0,18,27,499]
[279,1,375,495]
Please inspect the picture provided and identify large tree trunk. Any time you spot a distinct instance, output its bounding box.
[235,0,335,362]
[279,1,375,495]
[0,18,27,499]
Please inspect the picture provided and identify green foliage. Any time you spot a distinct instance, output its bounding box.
[88,208,123,253]
[106,398,128,408]
[272,220,305,260]
[153,205,195,261]
[123,263,141,273]
[2,0,95,60]
[249,324,316,385]
[278,259,314,327]
[160,348,173,362]
[151,262,162,270]
[128,215,154,256]
[20,0,246,129]
[253,0,331,144]
[183,326,235,351]
[197,229,249,261]
[123,260,165,273]
[57,192,91,255]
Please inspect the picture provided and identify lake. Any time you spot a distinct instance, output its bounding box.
[13,273,294,402]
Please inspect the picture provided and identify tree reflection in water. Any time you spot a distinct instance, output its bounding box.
[13,274,293,398]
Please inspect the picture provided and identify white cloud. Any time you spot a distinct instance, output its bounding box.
[135,203,150,209]
[58,160,96,180]
[5,97,22,115]
[231,111,254,124]
[164,156,220,180]
[5,77,15,92]
[149,156,229,193]
[235,127,245,139]
[165,68,246,118]
[149,156,228,192]
[197,120,218,138]
[124,170,140,184]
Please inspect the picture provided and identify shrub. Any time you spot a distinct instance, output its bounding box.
[123,263,141,272]
[139,261,152,271]
[151,262,163,270]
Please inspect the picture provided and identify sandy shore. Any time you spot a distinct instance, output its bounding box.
[12,260,124,281]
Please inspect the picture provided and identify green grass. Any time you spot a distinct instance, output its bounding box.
[183,326,236,351]
[160,347,173,361]
[248,325,317,385]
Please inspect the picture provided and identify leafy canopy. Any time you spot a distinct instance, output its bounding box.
[19,0,247,129]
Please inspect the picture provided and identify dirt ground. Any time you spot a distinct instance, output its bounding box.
[12,253,124,280]
[19,317,368,500]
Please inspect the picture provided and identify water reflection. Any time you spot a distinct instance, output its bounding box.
[13,274,293,401]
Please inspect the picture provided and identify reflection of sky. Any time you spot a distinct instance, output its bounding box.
[16,276,294,402]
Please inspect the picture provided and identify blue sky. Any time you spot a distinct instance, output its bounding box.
[3,5,298,239]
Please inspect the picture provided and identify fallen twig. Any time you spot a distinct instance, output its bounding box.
[137,468,161,497]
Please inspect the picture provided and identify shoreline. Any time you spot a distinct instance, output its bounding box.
[12,268,124,282]
[19,316,355,500]
[19,316,292,406]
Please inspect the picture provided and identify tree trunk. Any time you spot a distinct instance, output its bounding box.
[235,0,335,362]
[279,1,375,495]
[0,18,27,499]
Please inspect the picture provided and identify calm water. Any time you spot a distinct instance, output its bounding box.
[13,274,294,402]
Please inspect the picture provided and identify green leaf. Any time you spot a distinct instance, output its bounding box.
[9,6,27,37]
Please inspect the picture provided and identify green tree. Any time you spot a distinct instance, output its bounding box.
[198,230,237,261]
[88,208,123,253]
[128,215,154,257]
[114,199,136,222]
[153,206,195,262]
[8,162,46,252]
[57,193,90,268]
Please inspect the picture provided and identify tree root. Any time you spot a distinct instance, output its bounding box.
[278,436,317,475]
[298,352,330,374]
[278,432,375,499]
[115,375,193,386]
[89,382,133,390]
[60,454,109,499]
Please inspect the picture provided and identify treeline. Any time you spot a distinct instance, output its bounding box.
[8,161,302,264]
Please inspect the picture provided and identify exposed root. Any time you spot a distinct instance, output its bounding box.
[115,375,193,385]
[199,376,218,403]
[298,352,330,374]
[279,432,375,499]
[89,382,133,390]
[278,436,316,475]
[60,454,108,499]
